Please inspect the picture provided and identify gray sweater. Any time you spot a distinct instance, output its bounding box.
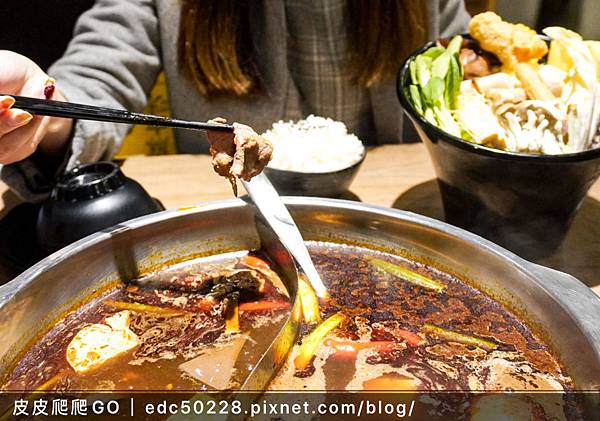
[1,0,469,202]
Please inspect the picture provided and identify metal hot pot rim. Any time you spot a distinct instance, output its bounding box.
[0,197,599,393]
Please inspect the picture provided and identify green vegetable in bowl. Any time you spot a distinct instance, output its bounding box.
[407,36,464,137]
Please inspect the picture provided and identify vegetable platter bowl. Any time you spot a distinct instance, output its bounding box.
[397,35,600,260]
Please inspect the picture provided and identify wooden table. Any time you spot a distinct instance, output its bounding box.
[1,144,599,294]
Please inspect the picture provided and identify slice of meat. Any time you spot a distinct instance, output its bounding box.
[207,118,273,195]
[230,123,273,181]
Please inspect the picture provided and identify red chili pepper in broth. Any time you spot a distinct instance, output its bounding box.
[238,300,290,312]
[324,339,396,359]
[371,324,424,347]
[240,255,271,271]
[395,329,423,346]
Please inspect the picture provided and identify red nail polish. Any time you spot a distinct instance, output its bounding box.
[13,111,33,125]
[44,84,56,99]
[0,97,15,109]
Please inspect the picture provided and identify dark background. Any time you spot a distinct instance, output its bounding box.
[0,0,582,72]
[1,0,94,70]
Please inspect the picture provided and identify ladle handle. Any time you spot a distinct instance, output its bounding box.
[242,173,328,297]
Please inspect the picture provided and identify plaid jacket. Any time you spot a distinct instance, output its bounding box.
[2,0,469,201]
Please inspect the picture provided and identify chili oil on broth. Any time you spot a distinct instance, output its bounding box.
[2,252,291,391]
[1,242,572,395]
[268,241,572,392]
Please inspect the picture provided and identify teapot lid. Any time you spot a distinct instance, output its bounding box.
[54,162,126,202]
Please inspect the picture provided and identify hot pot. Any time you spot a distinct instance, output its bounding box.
[0,198,599,398]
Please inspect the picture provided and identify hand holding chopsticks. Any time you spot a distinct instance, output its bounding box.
[2,94,234,133]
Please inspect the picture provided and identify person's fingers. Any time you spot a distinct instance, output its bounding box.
[0,51,46,95]
[0,96,15,109]
[13,116,50,163]
[1,135,36,165]
[0,108,33,135]
[0,95,33,136]
[0,115,43,164]
[3,136,40,165]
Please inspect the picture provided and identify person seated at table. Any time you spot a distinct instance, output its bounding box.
[0,0,469,202]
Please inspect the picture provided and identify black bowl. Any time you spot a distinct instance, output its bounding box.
[264,150,366,198]
[397,39,600,260]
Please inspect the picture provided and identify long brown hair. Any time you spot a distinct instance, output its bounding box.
[179,0,427,97]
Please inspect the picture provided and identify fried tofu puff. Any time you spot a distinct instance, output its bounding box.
[66,311,139,374]
[469,12,548,72]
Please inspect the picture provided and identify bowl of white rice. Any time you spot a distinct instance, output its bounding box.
[262,115,366,197]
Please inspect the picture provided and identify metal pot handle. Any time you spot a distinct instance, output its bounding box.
[523,260,600,374]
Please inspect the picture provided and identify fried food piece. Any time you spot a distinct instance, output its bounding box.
[207,118,273,195]
[66,311,139,374]
[469,12,548,72]
[514,63,555,101]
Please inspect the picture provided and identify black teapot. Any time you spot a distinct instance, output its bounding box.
[37,161,163,254]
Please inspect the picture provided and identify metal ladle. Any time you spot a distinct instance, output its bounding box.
[241,173,328,298]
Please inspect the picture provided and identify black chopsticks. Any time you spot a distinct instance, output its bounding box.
[3,94,234,132]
